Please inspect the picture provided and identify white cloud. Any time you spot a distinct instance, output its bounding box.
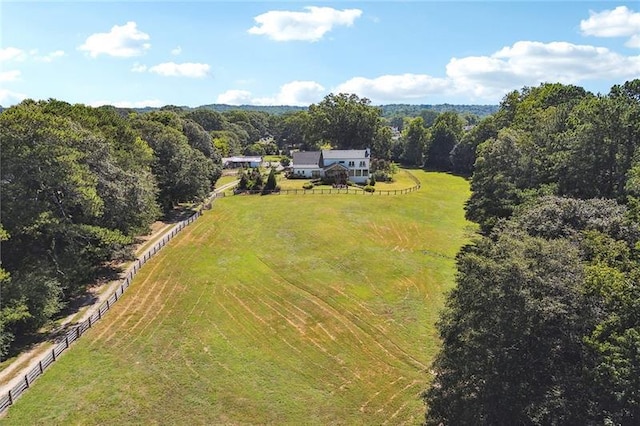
[217,81,326,106]
[0,48,65,64]
[171,46,182,56]
[79,21,151,58]
[627,34,640,49]
[88,99,164,108]
[0,47,27,62]
[328,40,640,103]
[0,70,21,82]
[581,6,640,48]
[259,80,326,105]
[147,62,210,78]
[580,6,640,38]
[37,50,65,63]
[334,74,451,103]
[248,6,362,42]
[0,89,27,106]
[216,89,254,105]
[444,41,640,100]
[131,63,148,73]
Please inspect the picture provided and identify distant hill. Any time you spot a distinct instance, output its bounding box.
[133,103,498,117]
[131,104,307,115]
[1,102,498,117]
[380,104,498,118]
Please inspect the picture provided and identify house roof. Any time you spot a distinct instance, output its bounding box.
[323,162,349,171]
[321,149,369,159]
[292,151,321,167]
[222,156,263,163]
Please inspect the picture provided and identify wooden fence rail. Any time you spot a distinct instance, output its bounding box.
[0,209,203,413]
[233,183,421,196]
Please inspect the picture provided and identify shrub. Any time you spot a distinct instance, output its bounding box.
[262,168,277,194]
[302,182,314,190]
[364,185,375,193]
[373,170,389,182]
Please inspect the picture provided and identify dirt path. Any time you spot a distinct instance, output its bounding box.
[0,180,237,398]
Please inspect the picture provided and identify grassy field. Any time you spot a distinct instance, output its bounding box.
[3,171,475,425]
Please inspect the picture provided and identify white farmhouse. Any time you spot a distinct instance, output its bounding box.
[291,149,371,184]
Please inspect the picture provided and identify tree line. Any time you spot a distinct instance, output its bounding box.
[423,80,640,424]
[0,100,224,357]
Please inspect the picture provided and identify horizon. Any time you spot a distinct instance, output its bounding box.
[2,1,639,108]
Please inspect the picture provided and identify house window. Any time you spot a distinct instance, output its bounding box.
[339,161,345,164]
[348,169,355,176]
[359,161,366,167]
[356,170,362,177]
[312,170,321,178]
[363,169,369,176]
[348,161,355,167]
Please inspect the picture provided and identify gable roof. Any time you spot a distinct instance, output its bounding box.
[292,151,321,167]
[222,156,262,163]
[321,149,368,159]
[323,162,349,172]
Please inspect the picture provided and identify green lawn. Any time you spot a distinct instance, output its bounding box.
[3,171,475,425]
[263,155,285,162]
[277,169,417,191]
[215,174,240,188]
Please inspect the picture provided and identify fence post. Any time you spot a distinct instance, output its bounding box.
[52,348,56,361]
[88,316,92,327]
[24,374,29,388]
[39,360,43,374]
[8,390,12,405]
[76,327,81,340]
[106,299,110,310]
[65,335,69,348]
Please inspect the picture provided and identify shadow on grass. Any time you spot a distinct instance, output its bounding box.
[0,264,124,369]
[162,205,198,223]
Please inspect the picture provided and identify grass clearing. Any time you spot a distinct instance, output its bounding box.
[215,174,240,188]
[3,171,475,424]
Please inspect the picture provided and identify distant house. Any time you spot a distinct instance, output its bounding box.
[291,149,371,184]
[222,156,263,168]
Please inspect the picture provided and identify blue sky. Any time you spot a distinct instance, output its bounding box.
[1,1,639,107]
